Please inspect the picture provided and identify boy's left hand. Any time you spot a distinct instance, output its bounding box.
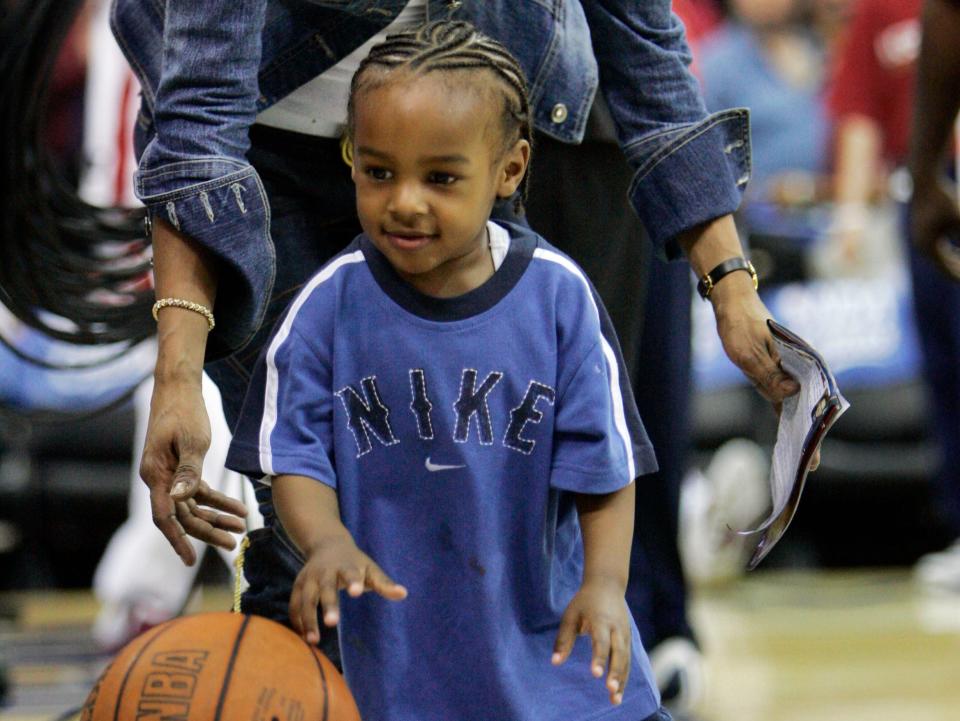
[552,578,631,705]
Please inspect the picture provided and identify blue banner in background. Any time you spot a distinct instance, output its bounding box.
[693,268,922,392]
[0,306,153,412]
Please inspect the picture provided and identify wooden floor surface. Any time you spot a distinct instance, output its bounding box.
[689,569,960,721]
[0,569,957,721]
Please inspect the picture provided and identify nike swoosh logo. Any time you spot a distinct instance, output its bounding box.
[425,456,466,472]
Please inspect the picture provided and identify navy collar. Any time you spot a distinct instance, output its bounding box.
[360,221,536,322]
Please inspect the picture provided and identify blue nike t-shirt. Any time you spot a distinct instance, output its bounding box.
[227,221,661,721]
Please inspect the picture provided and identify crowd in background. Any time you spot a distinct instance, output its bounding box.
[4,0,957,642]
[1,0,959,715]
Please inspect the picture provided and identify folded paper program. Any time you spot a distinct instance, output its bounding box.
[735,319,850,569]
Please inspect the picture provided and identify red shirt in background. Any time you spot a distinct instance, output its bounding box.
[826,0,922,164]
[673,0,722,47]
[672,0,722,78]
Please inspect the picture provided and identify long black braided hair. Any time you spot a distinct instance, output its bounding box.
[346,21,533,210]
[0,0,153,420]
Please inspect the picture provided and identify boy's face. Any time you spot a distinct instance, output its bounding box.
[351,72,528,298]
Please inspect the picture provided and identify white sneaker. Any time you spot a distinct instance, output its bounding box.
[648,636,705,715]
[91,600,174,652]
[680,439,770,585]
[914,538,960,594]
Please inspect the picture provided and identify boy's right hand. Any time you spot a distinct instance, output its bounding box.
[290,536,408,644]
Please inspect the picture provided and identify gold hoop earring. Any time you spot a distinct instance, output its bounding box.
[340,135,354,168]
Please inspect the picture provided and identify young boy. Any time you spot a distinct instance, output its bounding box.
[227,21,668,721]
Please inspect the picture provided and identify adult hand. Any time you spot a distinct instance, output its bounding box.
[140,375,248,566]
[910,178,960,281]
[708,272,821,471]
[709,272,798,406]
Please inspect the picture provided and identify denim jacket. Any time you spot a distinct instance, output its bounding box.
[111,0,750,358]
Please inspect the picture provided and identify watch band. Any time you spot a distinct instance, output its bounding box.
[697,257,758,299]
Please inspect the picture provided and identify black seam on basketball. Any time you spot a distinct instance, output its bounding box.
[111,623,174,721]
[306,640,330,721]
[213,614,251,721]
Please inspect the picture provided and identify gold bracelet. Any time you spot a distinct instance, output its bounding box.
[152,297,216,331]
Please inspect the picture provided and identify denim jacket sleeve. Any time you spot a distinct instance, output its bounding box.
[581,1,751,259]
[113,0,274,360]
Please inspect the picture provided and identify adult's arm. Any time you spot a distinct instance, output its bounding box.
[908,0,960,278]
[581,1,799,406]
[111,0,272,562]
[112,0,275,359]
[141,218,248,566]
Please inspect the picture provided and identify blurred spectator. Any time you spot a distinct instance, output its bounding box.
[811,0,855,49]
[43,0,94,181]
[907,0,960,590]
[698,0,830,207]
[827,0,960,592]
[77,0,138,209]
[908,0,960,278]
[674,0,724,75]
[825,0,919,270]
[675,0,723,44]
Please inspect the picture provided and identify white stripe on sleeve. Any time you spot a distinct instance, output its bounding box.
[532,248,636,482]
[259,250,366,475]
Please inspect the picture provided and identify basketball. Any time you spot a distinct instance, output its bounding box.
[80,612,360,721]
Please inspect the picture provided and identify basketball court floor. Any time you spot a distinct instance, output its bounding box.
[1,568,957,721]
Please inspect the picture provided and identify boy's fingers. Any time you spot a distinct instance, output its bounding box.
[339,566,366,597]
[287,579,308,637]
[368,564,408,600]
[292,571,325,641]
[301,599,321,645]
[607,630,630,704]
[288,584,304,634]
[317,576,341,627]
[552,613,579,665]
[590,625,611,679]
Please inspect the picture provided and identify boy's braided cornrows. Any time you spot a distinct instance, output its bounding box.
[347,21,533,209]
